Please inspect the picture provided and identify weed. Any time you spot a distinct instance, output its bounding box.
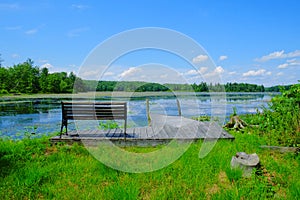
[225,167,243,183]
[192,115,211,121]
[99,120,120,130]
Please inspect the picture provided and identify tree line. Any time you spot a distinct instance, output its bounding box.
[0,59,292,94]
[0,59,85,94]
[85,80,285,92]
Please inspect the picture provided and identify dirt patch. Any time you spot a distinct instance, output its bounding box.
[45,146,58,156]
[218,171,232,189]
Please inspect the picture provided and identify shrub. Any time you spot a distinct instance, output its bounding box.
[241,83,300,147]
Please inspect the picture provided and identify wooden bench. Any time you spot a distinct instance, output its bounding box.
[60,101,127,138]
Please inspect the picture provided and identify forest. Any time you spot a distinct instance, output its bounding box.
[0,59,86,94]
[0,59,291,94]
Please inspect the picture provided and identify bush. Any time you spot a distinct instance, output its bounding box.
[241,83,300,147]
[0,89,9,94]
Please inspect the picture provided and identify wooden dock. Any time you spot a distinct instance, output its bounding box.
[51,114,234,146]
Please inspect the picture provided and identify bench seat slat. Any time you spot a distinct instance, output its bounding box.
[65,110,126,115]
[63,105,125,108]
[63,102,125,105]
[67,116,124,120]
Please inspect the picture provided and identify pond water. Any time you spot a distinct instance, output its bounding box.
[0,92,278,138]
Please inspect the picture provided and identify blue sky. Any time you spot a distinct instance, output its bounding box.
[1,0,299,86]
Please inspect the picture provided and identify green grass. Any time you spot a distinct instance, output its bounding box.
[0,133,299,199]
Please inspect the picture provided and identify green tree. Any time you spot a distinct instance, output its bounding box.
[39,67,49,93]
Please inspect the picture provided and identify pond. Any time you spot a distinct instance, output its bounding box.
[0,92,278,138]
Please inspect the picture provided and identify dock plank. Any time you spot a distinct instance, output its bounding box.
[51,115,234,146]
[137,126,149,139]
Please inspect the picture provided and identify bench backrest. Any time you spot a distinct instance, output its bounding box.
[61,102,127,121]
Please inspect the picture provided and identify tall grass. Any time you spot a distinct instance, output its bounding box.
[0,133,299,199]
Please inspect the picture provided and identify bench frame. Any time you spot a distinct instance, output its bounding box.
[60,101,127,138]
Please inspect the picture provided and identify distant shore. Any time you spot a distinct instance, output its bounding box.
[0,91,279,100]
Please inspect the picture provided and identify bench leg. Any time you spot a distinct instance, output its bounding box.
[124,119,127,139]
[60,120,68,138]
[60,124,63,138]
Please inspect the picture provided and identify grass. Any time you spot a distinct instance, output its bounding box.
[0,132,299,199]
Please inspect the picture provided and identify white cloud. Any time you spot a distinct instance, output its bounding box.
[219,55,228,61]
[184,67,208,76]
[185,70,198,76]
[41,63,54,69]
[192,54,208,63]
[40,63,78,75]
[214,66,224,74]
[287,50,300,58]
[11,53,20,58]
[277,60,300,69]
[117,65,185,83]
[79,66,106,80]
[255,50,284,62]
[277,63,289,69]
[160,74,168,79]
[67,27,89,37]
[256,50,300,62]
[199,67,208,74]
[203,66,225,79]
[276,72,284,76]
[287,59,296,63]
[103,71,114,76]
[228,71,237,75]
[289,61,300,66]
[68,64,77,68]
[242,69,272,77]
[5,26,22,31]
[119,67,141,78]
[38,59,48,64]
[0,3,20,10]
[72,4,89,10]
[25,28,38,35]
[24,25,45,35]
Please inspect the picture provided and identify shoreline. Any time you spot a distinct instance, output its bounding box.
[0,91,280,100]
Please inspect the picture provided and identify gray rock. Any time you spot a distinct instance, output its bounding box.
[231,152,260,177]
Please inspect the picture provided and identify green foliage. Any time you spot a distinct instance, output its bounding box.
[94,81,171,92]
[0,89,9,94]
[191,82,209,92]
[265,85,292,92]
[240,83,300,147]
[225,167,243,183]
[232,107,237,117]
[84,80,280,93]
[191,115,211,121]
[99,120,120,130]
[0,59,85,94]
[225,82,265,92]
